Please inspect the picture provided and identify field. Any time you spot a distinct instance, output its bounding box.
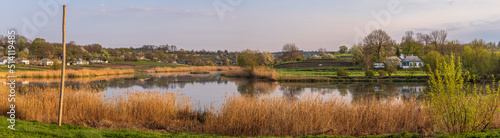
[278,68,426,77]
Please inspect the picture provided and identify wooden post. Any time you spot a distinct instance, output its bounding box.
[58,5,66,126]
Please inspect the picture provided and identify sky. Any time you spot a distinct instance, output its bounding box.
[1,0,499,52]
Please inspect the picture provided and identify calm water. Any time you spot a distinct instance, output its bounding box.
[10,72,427,108]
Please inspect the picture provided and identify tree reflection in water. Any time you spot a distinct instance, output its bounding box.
[11,72,428,104]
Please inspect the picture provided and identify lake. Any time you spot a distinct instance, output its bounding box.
[8,72,427,109]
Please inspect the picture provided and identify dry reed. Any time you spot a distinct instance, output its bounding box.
[2,84,500,137]
[222,67,279,80]
[0,68,135,78]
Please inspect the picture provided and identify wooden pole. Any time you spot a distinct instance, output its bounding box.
[58,5,66,126]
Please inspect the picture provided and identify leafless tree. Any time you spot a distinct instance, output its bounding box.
[318,48,327,56]
[281,43,302,62]
[430,30,447,46]
[402,31,415,43]
[363,29,393,62]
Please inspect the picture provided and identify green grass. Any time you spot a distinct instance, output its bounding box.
[4,116,500,137]
[0,116,222,138]
[0,66,44,72]
[277,67,427,77]
[332,53,352,57]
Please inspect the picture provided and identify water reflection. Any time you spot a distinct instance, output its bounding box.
[7,72,427,107]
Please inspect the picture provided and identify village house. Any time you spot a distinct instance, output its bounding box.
[373,63,385,69]
[91,57,102,63]
[400,55,424,69]
[75,59,89,65]
[16,57,29,65]
[41,58,53,66]
[0,57,8,65]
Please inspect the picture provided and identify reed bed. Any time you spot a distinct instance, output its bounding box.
[146,66,239,73]
[2,84,500,137]
[0,68,135,78]
[202,95,431,136]
[222,67,279,80]
[0,85,198,131]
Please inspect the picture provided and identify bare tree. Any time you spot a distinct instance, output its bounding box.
[363,29,393,62]
[430,30,447,46]
[318,48,327,56]
[402,31,414,44]
[416,33,432,46]
[281,43,302,62]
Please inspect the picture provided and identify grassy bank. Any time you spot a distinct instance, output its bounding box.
[0,116,219,138]
[5,115,500,137]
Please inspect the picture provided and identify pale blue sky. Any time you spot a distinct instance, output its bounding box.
[1,0,499,51]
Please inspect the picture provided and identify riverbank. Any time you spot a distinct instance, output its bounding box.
[2,84,500,137]
[5,117,500,137]
[0,115,423,137]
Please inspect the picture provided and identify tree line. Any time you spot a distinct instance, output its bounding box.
[0,35,239,66]
[350,29,500,79]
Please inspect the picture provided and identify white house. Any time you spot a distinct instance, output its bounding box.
[400,56,424,69]
[0,57,8,65]
[373,63,385,69]
[91,58,102,63]
[16,57,29,65]
[41,58,53,66]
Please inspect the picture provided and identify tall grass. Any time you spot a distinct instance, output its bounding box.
[202,95,430,136]
[2,84,500,136]
[0,85,197,131]
[0,68,135,78]
[222,67,279,80]
[146,66,239,73]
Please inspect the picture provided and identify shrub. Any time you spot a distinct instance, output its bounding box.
[378,70,387,76]
[336,69,349,77]
[426,54,500,134]
[50,62,62,70]
[365,70,375,77]
[386,65,397,76]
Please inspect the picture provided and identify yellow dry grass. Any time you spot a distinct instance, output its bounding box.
[0,85,197,131]
[146,66,239,73]
[0,68,135,78]
[2,84,500,136]
[202,95,430,136]
[222,67,279,80]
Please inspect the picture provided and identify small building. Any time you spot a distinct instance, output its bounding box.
[16,57,29,65]
[75,59,89,65]
[41,58,53,66]
[373,63,385,69]
[0,57,8,65]
[401,56,424,69]
[91,58,102,63]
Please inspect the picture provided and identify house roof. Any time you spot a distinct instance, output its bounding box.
[41,58,53,62]
[402,56,423,62]
[17,57,29,61]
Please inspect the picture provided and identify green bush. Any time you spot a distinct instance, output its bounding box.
[365,70,375,77]
[426,54,500,134]
[378,70,387,76]
[50,62,62,70]
[336,69,349,77]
